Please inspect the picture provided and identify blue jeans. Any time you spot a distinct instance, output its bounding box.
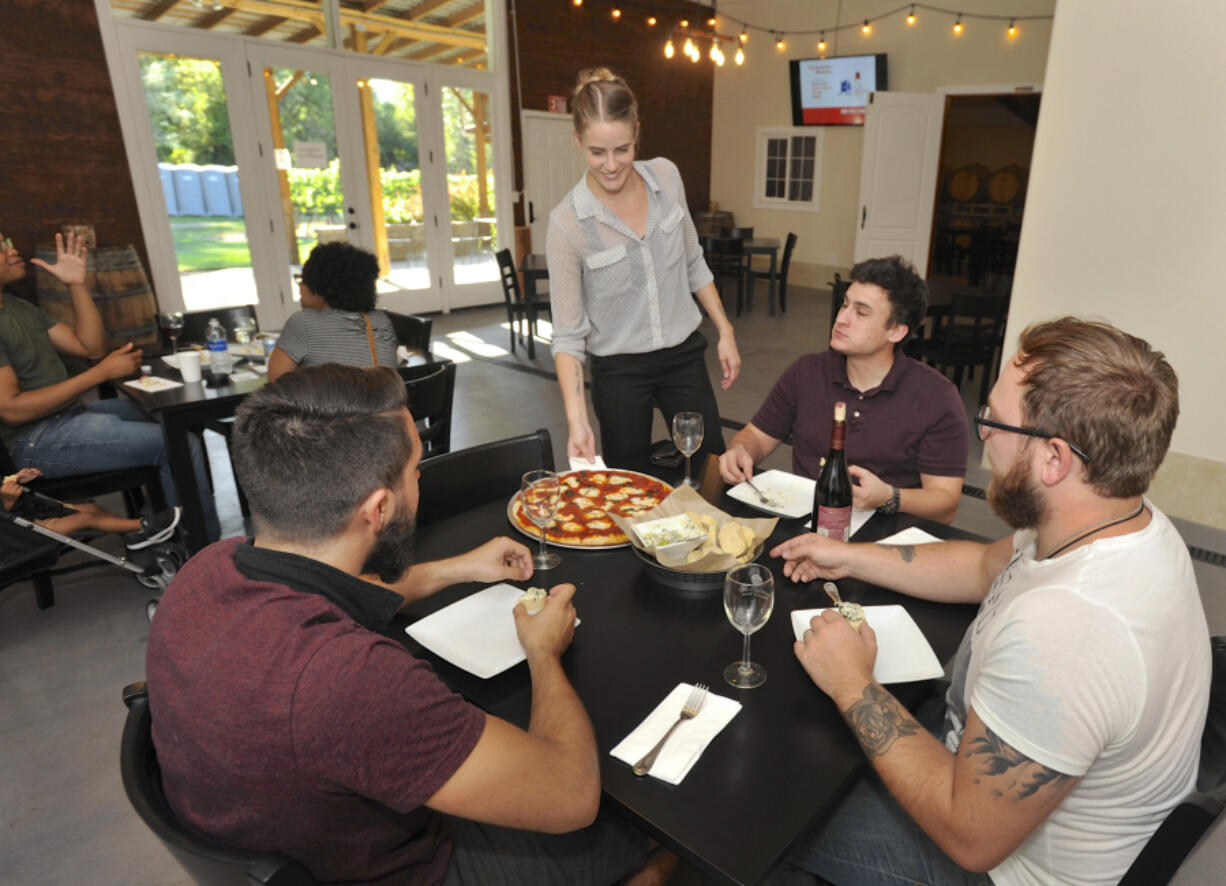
[766,694,992,886]
[11,399,220,541]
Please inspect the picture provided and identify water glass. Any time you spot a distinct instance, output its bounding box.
[672,411,704,488]
[521,469,562,570]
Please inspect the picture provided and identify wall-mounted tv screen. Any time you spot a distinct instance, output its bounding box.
[789,54,888,126]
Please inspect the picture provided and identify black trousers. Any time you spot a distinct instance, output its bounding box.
[589,329,725,475]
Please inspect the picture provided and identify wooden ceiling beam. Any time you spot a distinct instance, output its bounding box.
[440,4,483,28]
[244,15,288,36]
[288,24,321,43]
[194,7,236,28]
[402,0,453,21]
[141,0,183,22]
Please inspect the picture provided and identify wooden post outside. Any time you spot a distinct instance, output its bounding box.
[353,28,391,277]
[262,68,301,266]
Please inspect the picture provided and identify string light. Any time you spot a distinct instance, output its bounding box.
[571,0,581,6]
[862,19,871,35]
[953,14,963,34]
[907,5,916,25]
[776,33,785,51]
[734,45,744,65]
[664,38,674,58]
[707,16,716,27]
[646,15,656,25]
[680,18,688,27]
[1008,18,1017,38]
[739,29,747,43]
[817,33,826,53]
[610,7,620,19]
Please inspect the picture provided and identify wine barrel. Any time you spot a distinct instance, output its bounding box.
[946,164,991,203]
[33,244,160,349]
[987,164,1028,204]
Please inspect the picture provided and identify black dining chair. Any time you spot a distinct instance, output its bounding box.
[1118,636,1226,885]
[828,272,851,334]
[908,292,1008,404]
[120,682,320,886]
[721,226,754,240]
[386,311,432,356]
[706,236,750,316]
[776,232,798,313]
[415,428,553,527]
[398,361,456,458]
[494,249,549,359]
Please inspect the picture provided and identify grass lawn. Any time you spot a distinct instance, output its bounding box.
[170,216,313,272]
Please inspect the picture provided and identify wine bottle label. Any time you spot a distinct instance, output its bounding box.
[816,505,851,542]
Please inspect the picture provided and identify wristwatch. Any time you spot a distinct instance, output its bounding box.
[878,486,901,515]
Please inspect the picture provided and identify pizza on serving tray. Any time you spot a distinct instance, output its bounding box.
[512,469,673,547]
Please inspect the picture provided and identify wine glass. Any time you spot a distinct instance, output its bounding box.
[723,563,774,689]
[159,312,184,354]
[521,469,562,570]
[672,411,704,488]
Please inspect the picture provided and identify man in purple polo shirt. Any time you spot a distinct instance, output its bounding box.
[146,364,647,885]
[719,255,968,524]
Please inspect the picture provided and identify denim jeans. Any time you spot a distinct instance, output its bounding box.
[765,692,992,886]
[11,399,220,541]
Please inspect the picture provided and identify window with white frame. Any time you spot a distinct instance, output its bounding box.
[754,127,822,212]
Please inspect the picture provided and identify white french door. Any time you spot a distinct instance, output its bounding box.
[107,19,509,327]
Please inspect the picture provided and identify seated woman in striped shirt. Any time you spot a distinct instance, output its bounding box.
[267,242,400,382]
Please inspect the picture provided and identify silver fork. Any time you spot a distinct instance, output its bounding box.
[633,683,708,776]
[744,475,770,505]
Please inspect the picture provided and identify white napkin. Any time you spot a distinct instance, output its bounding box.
[875,526,943,546]
[123,376,182,392]
[568,455,608,471]
[610,683,741,784]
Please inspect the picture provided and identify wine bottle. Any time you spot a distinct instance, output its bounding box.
[813,402,852,542]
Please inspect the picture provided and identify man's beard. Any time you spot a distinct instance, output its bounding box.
[362,509,416,583]
[987,450,1048,530]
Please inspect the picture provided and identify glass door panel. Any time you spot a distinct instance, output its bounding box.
[365,77,430,293]
[441,85,498,288]
[136,51,256,311]
[259,65,344,285]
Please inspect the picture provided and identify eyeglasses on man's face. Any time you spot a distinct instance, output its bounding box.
[975,405,1090,464]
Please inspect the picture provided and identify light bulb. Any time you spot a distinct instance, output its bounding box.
[664,39,674,59]
[611,7,620,19]
[571,0,581,6]
[680,18,689,28]
[734,46,745,65]
[953,16,963,34]
[1008,20,1017,38]
[647,15,656,26]
[907,5,916,25]
[818,36,826,52]
[740,30,747,43]
[684,37,695,56]
[776,36,785,51]
[708,16,716,27]
[862,20,871,35]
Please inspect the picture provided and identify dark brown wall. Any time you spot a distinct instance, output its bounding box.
[506,0,714,224]
[0,0,149,303]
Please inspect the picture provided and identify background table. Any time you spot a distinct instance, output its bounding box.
[398,489,981,885]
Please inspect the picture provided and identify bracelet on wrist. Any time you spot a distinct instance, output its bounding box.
[878,486,901,515]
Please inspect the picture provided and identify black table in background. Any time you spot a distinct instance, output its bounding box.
[398,484,982,885]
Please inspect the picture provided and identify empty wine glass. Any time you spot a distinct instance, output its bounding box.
[723,563,774,689]
[521,469,562,570]
[672,411,704,488]
[159,312,184,354]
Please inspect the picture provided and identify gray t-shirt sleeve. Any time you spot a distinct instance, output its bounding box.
[276,310,311,363]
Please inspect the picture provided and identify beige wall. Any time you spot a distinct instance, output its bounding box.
[711,0,1054,286]
[1004,0,1226,528]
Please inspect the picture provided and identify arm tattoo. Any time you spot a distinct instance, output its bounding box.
[964,726,1073,799]
[843,684,922,760]
[882,544,917,563]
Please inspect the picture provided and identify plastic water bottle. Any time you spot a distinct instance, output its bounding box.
[205,318,232,379]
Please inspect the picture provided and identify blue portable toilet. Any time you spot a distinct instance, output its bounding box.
[158,163,179,216]
[225,167,243,217]
[200,165,233,217]
[172,164,206,216]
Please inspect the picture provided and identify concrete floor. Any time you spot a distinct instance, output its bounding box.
[2,283,1223,885]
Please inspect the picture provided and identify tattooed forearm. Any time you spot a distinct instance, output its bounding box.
[964,726,1072,799]
[843,683,922,760]
[894,544,917,563]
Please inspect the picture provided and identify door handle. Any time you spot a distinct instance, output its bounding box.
[529,201,535,224]
[860,206,867,229]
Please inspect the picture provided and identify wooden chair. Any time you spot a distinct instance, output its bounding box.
[908,292,1007,404]
[386,311,432,356]
[120,682,319,886]
[415,428,553,527]
[494,248,549,359]
[1118,636,1226,885]
[398,362,456,458]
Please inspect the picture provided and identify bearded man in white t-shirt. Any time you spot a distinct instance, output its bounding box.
[767,317,1210,886]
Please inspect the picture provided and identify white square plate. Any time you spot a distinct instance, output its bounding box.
[727,469,817,518]
[789,605,944,684]
[405,584,530,679]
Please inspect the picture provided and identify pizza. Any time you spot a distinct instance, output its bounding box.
[511,469,673,547]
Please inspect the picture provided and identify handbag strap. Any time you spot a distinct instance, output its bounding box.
[362,312,378,366]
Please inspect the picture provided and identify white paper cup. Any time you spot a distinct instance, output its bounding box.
[178,351,202,383]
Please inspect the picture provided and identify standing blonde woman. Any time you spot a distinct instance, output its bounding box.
[547,68,741,473]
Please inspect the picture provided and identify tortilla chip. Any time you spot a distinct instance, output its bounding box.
[718,522,747,556]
